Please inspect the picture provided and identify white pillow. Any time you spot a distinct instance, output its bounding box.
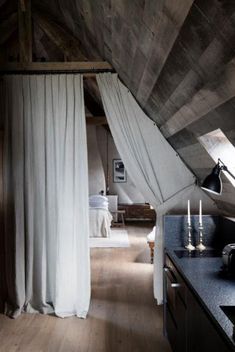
[89,195,108,202]
[89,195,109,209]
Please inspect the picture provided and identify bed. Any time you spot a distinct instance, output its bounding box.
[89,208,113,238]
[89,195,113,238]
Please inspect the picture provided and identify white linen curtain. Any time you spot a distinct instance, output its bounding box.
[97,73,196,303]
[4,74,90,318]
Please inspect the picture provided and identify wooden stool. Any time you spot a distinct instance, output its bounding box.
[111,210,125,227]
[147,241,155,264]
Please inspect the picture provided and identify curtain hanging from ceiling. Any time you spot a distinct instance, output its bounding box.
[97,73,196,303]
[3,74,90,318]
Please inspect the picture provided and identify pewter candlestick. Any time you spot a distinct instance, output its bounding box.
[196,224,206,251]
[185,223,195,251]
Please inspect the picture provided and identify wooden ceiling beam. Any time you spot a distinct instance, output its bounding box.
[0,12,17,45]
[160,57,235,138]
[86,116,107,125]
[0,61,113,74]
[18,0,32,63]
[84,87,105,116]
[32,7,108,113]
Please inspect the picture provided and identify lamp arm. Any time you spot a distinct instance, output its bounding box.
[218,158,235,180]
[222,166,235,180]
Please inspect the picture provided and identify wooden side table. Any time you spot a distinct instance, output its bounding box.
[107,195,118,222]
[118,203,156,221]
[147,241,155,264]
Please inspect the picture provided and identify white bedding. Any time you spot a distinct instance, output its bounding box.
[89,208,113,238]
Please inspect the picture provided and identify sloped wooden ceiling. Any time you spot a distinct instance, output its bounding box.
[1,0,235,215]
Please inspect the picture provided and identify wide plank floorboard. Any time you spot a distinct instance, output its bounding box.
[0,223,171,352]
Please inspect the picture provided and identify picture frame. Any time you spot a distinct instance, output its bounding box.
[113,159,127,183]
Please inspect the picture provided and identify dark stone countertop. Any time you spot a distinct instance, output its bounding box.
[166,248,235,350]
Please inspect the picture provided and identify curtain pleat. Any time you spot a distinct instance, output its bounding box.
[3,74,90,318]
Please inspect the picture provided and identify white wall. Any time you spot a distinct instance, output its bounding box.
[96,126,146,204]
[168,187,219,215]
[87,125,106,195]
[88,125,218,213]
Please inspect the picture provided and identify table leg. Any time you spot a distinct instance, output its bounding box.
[148,242,155,264]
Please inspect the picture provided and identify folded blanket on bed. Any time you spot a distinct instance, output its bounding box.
[89,195,109,210]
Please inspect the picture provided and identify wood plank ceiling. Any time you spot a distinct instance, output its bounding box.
[1,0,235,215]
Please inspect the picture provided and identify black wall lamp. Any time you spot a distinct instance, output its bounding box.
[201,158,235,195]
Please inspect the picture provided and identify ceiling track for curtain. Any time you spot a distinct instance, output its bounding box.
[0,62,114,77]
[0,70,114,76]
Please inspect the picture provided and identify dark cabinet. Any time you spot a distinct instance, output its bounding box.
[187,288,230,352]
[164,255,232,352]
[164,257,187,352]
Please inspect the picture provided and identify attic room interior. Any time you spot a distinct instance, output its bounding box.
[0,0,235,351]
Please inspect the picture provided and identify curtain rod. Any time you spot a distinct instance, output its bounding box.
[0,70,114,77]
[0,62,114,76]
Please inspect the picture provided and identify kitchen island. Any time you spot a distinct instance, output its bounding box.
[163,215,235,352]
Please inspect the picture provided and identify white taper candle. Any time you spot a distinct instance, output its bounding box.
[188,200,191,225]
[199,200,202,225]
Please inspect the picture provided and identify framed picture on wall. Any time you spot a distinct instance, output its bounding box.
[113,159,127,183]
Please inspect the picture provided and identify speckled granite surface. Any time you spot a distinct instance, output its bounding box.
[166,248,235,350]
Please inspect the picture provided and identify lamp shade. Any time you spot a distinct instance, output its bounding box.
[201,164,222,195]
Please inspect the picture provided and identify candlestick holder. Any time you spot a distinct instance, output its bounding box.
[196,225,206,251]
[185,224,195,251]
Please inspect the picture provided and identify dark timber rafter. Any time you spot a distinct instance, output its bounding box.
[1,61,113,75]
[86,116,107,126]
[84,87,105,116]
[18,0,32,63]
[1,1,112,124]
[0,3,113,75]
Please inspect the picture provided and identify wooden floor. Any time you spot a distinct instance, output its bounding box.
[0,223,171,352]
